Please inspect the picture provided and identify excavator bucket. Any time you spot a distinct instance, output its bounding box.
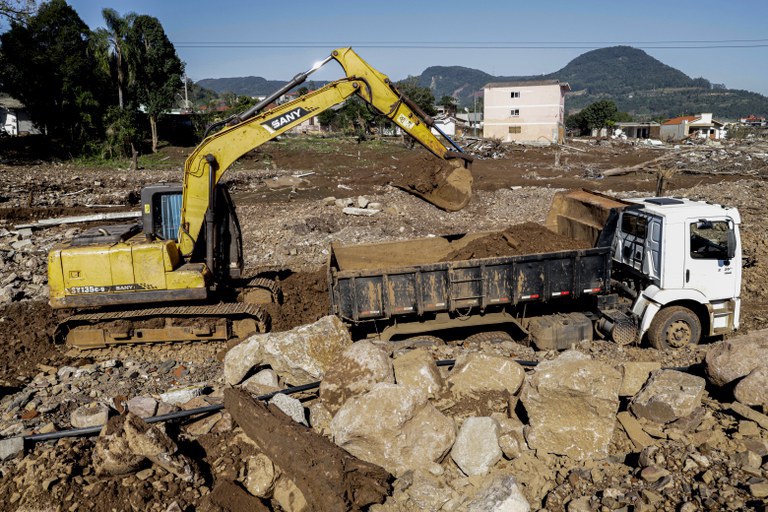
[546,189,631,245]
[399,159,473,212]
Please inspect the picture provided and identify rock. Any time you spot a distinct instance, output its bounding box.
[322,196,336,206]
[451,417,502,476]
[464,474,530,512]
[393,348,443,398]
[225,315,352,386]
[127,396,158,418]
[71,402,110,428]
[123,413,196,482]
[630,370,705,424]
[617,411,655,450]
[368,202,382,210]
[269,393,307,426]
[185,413,222,436]
[357,196,370,208]
[243,453,280,498]
[242,369,281,396]
[520,351,621,461]
[308,402,333,436]
[0,436,24,461]
[92,420,145,476]
[392,469,452,511]
[619,362,661,396]
[705,334,768,386]
[749,481,768,499]
[272,476,308,512]
[343,207,379,216]
[319,341,394,413]
[159,385,206,406]
[447,353,525,397]
[640,465,670,483]
[734,366,768,407]
[330,383,455,476]
[335,198,354,208]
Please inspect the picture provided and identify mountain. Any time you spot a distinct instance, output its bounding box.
[418,46,768,119]
[197,46,768,119]
[196,77,328,97]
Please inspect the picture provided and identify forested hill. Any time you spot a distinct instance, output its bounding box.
[416,46,768,119]
[198,46,768,119]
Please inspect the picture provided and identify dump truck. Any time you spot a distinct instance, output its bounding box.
[328,190,742,349]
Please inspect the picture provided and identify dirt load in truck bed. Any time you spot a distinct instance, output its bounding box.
[332,222,591,272]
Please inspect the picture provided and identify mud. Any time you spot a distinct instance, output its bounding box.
[265,269,331,332]
[445,222,591,260]
[0,301,67,384]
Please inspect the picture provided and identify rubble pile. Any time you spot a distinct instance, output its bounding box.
[0,316,764,510]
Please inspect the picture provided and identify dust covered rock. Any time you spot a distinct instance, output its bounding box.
[705,331,768,386]
[520,351,621,460]
[224,315,352,386]
[630,369,705,424]
[330,383,455,476]
[450,416,502,476]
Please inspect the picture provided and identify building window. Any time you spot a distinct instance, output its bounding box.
[510,109,519,116]
[510,91,520,98]
[508,126,522,134]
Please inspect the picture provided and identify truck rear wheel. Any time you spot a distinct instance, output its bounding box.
[647,306,701,349]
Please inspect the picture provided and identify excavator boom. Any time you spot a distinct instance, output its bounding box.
[178,47,473,256]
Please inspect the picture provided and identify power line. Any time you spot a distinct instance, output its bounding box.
[171,38,768,49]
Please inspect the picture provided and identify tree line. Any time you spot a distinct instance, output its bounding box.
[0,0,183,157]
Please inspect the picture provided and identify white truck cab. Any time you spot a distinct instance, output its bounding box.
[612,197,741,348]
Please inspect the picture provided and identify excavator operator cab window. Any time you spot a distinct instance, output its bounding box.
[141,184,183,241]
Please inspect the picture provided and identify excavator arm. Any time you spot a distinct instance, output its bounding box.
[178,47,473,257]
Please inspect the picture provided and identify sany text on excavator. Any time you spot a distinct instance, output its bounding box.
[48,48,474,348]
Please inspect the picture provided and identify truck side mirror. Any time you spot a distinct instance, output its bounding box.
[727,229,737,260]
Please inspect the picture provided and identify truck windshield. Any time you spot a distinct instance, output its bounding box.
[690,220,730,260]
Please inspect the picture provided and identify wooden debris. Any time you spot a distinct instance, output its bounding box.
[224,388,391,512]
[15,211,140,230]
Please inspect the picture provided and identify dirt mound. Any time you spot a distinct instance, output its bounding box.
[0,301,67,384]
[446,222,591,261]
[266,269,331,332]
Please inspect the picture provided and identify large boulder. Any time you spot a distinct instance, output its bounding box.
[393,348,443,398]
[447,353,525,397]
[319,341,394,413]
[450,417,502,476]
[224,315,352,386]
[630,369,705,424]
[520,351,621,461]
[619,362,661,397]
[734,366,768,408]
[330,383,455,476]
[705,333,768,387]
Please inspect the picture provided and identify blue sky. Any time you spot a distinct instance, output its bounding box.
[57,1,768,95]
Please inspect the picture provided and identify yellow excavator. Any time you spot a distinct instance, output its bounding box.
[47,48,474,348]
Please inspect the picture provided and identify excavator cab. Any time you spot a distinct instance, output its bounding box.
[141,183,244,280]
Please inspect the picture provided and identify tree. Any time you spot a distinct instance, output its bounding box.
[127,15,184,152]
[566,100,631,135]
[0,0,108,150]
[0,0,35,24]
[395,78,437,116]
[438,95,457,115]
[94,8,136,109]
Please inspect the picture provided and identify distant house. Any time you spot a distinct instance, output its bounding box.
[431,115,458,137]
[739,115,766,127]
[482,80,570,144]
[614,121,661,139]
[660,113,725,141]
[456,112,483,137]
[0,96,41,136]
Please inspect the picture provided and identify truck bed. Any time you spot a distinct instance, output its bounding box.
[328,231,612,323]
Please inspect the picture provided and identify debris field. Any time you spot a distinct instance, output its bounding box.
[0,136,767,511]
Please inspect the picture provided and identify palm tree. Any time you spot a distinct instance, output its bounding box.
[95,8,136,109]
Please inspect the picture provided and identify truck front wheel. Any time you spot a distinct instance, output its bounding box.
[647,306,701,349]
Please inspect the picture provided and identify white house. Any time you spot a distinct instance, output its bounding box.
[483,80,570,144]
[660,113,726,141]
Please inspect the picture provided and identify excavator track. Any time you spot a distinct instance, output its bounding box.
[56,303,270,349]
[241,276,283,304]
